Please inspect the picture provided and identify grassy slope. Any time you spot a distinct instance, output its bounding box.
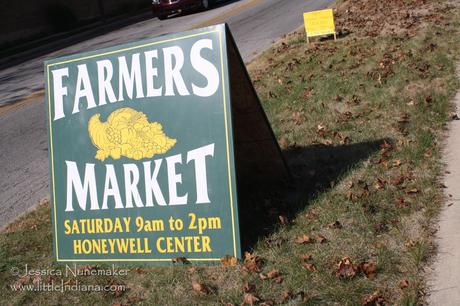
[1,0,460,305]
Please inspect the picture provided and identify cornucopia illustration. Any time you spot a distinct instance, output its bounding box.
[88,107,176,161]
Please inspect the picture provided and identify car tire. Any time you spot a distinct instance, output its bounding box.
[158,13,167,20]
[201,0,211,10]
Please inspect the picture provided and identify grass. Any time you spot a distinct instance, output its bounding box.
[1,0,460,305]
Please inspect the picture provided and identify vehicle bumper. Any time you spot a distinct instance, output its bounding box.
[152,2,187,16]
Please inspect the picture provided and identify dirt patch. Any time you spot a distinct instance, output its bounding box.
[404,78,447,100]
[335,0,450,37]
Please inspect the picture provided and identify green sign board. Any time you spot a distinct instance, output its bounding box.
[45,24,288,264]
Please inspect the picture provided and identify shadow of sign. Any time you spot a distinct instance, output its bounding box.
[238,139,389,251]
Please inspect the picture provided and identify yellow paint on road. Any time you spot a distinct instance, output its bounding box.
[0,90,44,117]
[191,0,263,29]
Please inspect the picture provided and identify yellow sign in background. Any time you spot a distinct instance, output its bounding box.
[303,9,336,41]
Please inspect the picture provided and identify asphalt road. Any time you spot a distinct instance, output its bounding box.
[0,0,334,228]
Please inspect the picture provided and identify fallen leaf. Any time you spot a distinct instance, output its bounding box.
[172,257,190,264]
[315,234,327,243]
[302,263,318,272]
[317,124,327,136]
[350,95,361,105]
[303,87,314,99]
[300,254,313,262]
[294,234,312,244]
[292,112,304,125]
[328,220,343,229]
[135,267,145,274]
[32,275,41,285]
[127,294,146,304]
[242,293,260,306]
[260,300,275,306]
[221,255,238,267]
[279,290,292,302]
[192,280,210,295]
[399,279,409,289]
[362,291,385,306]
[278,215,289,225]
[267,269,281,279]
[359,262,377,279]
[380,141,393,151]
[11,276,31,290]
[374,178,386,190]
[374,223,388,233]
[346,191,356,201]
[244,252,263,273]
[279,137,289,149]
[380,159,389,169]
[336,257,357,279]
[395,197,406,208]
[243,282,256,293]
[305,211,318,220]
[406,188,419,195]
[361,183,370,197]
[389,175,405,186]
[405,239,416,247]
[266,237,285,248]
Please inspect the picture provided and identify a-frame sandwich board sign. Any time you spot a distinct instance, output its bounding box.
[45,23,289,265]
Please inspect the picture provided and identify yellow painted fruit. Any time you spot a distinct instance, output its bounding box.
[88,108,176,161]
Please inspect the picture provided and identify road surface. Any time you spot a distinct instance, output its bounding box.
[0,0,334,228]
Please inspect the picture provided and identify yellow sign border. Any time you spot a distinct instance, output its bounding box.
[46,28,238,263]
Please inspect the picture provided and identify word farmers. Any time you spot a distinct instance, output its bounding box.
[65,143,215,212]
[51,38,220,120]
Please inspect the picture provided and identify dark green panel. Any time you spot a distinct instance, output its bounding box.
[45,24,241,264]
